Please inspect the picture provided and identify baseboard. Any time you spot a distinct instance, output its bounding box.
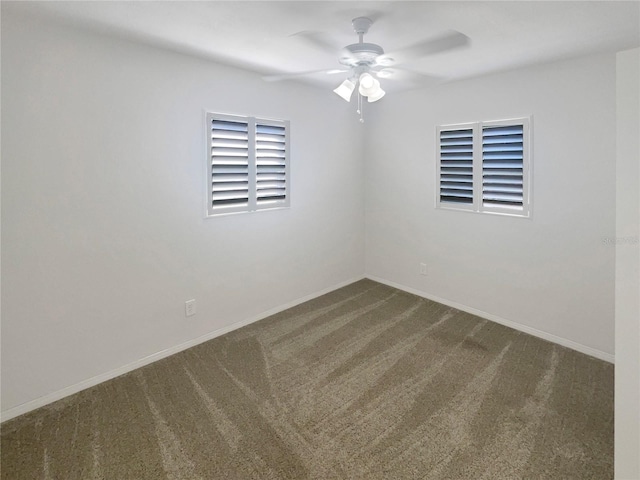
[1,275,366,423]
[367,275,615,364]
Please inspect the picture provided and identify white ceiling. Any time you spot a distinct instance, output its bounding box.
[5,1,640,92]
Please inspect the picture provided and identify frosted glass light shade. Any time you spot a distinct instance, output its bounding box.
[367,88,386,102]
[333,79,356,102]
[359,72,375,89]
[358,73,383,99]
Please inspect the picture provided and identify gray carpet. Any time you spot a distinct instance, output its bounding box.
[1,279,614,479]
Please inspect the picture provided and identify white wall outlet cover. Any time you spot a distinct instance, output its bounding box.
[185,299,196,317]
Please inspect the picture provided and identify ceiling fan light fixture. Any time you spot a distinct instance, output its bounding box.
[358,73,382,98]
[333,79,356,102]
[367,87,386,102]
[359,72,375,89]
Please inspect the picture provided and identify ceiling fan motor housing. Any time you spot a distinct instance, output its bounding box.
[341,43,384,66]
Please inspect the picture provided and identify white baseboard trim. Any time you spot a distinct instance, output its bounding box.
[367,275,615,364]
[1,275,366,423]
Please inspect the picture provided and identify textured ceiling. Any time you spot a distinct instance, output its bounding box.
[4,1,640,92]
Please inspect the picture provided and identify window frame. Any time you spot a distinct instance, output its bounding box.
[436,116,532,218]
[205,112,290,217]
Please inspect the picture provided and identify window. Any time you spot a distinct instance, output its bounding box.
[206,112,290,216]
[437,117,531,217]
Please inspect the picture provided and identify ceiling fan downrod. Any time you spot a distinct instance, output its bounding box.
[352,16,372,43]
[341,17,384,68]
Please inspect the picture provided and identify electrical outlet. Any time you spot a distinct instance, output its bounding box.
[419,263,428,276]
[185,299,196,317]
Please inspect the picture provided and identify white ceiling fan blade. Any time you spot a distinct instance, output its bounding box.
[377,30,470,66]
[338,47,359,66]
[372,67,443,88]
[263,69,347,82]
[289,30,343,56]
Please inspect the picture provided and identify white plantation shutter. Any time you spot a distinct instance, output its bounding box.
[436,117,530,217]
[256,121,288,208]
[210,118,250,210]
[482,124,524,208]
[438,126,475,206]
[207,113,289,216]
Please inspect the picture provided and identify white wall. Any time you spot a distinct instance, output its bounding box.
[615,47,640,480]
[1,11,365,417]
[364,54,617,359]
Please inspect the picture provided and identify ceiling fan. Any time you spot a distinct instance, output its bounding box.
[264,16,469,119]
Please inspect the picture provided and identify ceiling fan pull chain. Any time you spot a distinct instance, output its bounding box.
[358,93,364,123]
